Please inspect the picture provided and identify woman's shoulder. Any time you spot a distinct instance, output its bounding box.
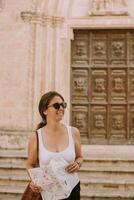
[28,131,38,144]
[69,126,80,138]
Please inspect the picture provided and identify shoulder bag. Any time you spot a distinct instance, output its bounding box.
[21,131,42,200]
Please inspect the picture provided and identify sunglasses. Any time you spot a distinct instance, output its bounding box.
[48,102,67,110]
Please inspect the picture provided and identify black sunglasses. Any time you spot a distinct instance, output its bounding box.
[48,102,67,110]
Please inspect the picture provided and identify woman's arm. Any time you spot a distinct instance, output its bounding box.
[65,127,83,173]
[26,133,43,193]
[26,133,38,169]
[73,127,83,167]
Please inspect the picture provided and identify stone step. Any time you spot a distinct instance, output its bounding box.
[81,198,133,200]
[0,168,29,187]
[78,170,134,180]
[0,185,24,200]
[1,156,133,171]
[1,176,134,198]
[0,158,26,169]
[1,146,134,160]
[0,169,28,180]
[0,150,27,158]
[0,176,28,187]
[0,185,24,194]
[1,149,134,168]
[1,158,134,173]
[0,168,29,188]
[81,188,134,198]
[0,180,28,188]
[80,163,134,173]
[1,171,134,187]
[2,158,134,172]
[0,166,134,184]
[0,194,21,200]
[1,174,134,196]
[82,145,134,161]
[0,185,134,200]
[83,160,134,171]
[1,147,134,200]
[81,177,134,185]
[80,178,134,193]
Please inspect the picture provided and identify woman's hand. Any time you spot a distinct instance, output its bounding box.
[29,181,43,193]
[65,161,80,173]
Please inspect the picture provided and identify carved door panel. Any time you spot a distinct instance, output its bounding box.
[71,30,134,144]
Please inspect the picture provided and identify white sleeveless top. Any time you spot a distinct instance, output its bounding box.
[37,126,76,167]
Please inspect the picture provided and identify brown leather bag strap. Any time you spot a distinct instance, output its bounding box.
[35,130,39,164]
[35,130,39,153]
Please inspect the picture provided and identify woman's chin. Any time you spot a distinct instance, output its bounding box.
[56,116,63,122]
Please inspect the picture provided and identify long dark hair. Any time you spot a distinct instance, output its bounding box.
[36,91,64,130]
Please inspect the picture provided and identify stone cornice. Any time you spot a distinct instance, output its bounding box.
[21,11,64,26]
[68,16,134,29]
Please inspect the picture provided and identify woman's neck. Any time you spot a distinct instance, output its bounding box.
[45,122,63,132]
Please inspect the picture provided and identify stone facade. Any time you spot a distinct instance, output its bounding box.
[0,0,134,149]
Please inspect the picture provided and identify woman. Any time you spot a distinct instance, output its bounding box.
[26,91,83,199]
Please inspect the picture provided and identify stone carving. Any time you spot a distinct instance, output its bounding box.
[94,78,105,92]
[89,0,129,16]
[112,114,124,130]
[132,117,134,128]
[94,42,105,57]
[21,11,64,26]
[76,41,87,58]
[131,43,134,56]
[113,77,124,92]
[71,30,134,143]
[94,114,105,129]
[111,41,125,57]
[74,77,87,91]
[132,79,134,91]
[74,113,86,128]
[130,107,134,131]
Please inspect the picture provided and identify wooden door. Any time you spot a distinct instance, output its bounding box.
[71,30,134,144]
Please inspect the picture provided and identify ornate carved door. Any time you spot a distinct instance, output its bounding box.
[71,30,134,144]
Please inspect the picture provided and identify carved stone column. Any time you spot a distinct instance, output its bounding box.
[21,11,64,127]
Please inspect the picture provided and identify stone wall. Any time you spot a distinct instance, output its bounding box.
[0,0,33,149]
[0,0,134,149]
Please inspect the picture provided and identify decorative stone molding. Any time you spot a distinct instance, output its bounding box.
[21,11,64,26]
[89,0,129,16]
[0,131,30,149]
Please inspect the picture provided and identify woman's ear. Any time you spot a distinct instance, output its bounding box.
[43,110,47,115]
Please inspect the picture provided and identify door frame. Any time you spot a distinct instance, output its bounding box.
[61,16,134,125]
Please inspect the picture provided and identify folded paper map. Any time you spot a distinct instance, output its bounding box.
[28,156,79,200]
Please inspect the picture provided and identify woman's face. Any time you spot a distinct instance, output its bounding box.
[44,96,66,122]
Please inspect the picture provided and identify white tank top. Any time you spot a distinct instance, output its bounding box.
[37,126,76,167]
